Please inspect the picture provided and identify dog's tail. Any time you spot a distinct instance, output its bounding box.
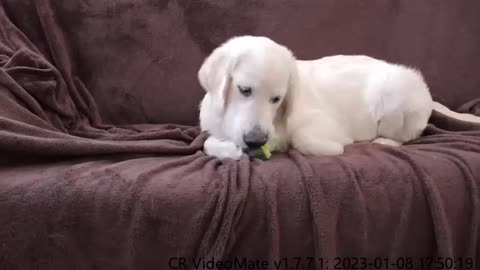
[433,102,480,123]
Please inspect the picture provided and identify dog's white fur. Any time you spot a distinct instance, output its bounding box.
[198,36,434,160]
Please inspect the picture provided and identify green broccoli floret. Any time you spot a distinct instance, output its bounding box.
[246,144,272,160]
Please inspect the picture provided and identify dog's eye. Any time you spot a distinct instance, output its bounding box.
[270,96,281,104]
[238,86,252,97]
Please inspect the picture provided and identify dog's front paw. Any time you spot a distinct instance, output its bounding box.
[204,136,244,160]
[296,141,345,156]
[291,133,345,156]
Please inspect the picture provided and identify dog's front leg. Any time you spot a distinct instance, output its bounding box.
[203,136,244,160]
[291,129,346,156]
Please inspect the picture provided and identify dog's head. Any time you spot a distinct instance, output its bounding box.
[198,36,297,149]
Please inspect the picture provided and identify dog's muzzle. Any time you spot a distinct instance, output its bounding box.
[243,125,268,149]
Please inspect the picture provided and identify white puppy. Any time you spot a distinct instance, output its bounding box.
[198,35,434,160]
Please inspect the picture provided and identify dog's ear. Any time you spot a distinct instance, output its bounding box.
[198,45,237,110]
[198,46,228,93]
[276,51,298,126]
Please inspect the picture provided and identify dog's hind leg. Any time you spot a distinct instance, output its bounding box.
[372,137,403,146]
[375,108,430,146]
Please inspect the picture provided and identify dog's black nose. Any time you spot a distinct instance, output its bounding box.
[243,126,268,149]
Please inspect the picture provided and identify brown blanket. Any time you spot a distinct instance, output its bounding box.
[1,1,480,270]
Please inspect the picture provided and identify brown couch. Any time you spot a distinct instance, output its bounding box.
[1,1,479,269]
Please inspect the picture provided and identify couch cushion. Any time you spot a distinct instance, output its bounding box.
[2,3,480,268]
[4,0,480,125]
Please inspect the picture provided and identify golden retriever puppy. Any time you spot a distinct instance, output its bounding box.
[198,35,435,160]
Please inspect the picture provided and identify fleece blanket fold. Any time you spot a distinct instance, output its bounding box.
[1,1,480,269]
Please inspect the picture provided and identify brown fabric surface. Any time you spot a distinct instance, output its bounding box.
[1,1,480,270]
[458,98,480,116]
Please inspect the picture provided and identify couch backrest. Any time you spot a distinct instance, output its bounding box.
[6,0,480,126]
